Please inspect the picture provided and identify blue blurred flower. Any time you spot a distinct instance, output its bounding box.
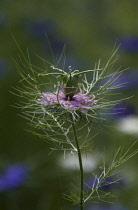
[87,203,127,210]
[119,36,138,52]
[105,70,138,92]
[0,12,6,27]
[117,71,138,90]
[26,19,65,53]
[0,163,28,192]
[110,102,135,118]
[85,176,125,191]
[103,70,138,119]
[0,58,6,78]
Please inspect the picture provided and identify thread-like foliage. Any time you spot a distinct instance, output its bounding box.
[12,38,137,209]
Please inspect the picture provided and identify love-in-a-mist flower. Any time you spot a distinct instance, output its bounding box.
[0,163,28,191]
[13,42,138,209]
[37,90,98,114]
[37,67,100,114]
[87,203,127,210]
[12,47,127,149]
[85,175,125,191]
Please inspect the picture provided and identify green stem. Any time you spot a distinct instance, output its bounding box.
[71,117,84,210]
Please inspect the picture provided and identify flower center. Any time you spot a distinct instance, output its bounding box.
[65,95,74,101]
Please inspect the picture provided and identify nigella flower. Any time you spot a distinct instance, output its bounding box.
[57,153,98,172]
[85,176,125,191]
[116,115,138,135]
[0,12,6,28]
[108,102,135,119]
[104,69,138,92]
[12,46,127,149]
[86,203,127,210]
[0,163,28,192]
[38,90,98,114]
[26,19,65,53]
[12,43,138,208]
[0,58,6,78]
[119,36,138,52]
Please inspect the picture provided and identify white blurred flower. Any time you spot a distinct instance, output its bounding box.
[116,115,138,135]
[57,153,99,173]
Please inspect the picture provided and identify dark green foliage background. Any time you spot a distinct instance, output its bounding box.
[0,0,138,209]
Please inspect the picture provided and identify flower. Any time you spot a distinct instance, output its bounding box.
[0,163,28,191]
[116,115,138,135]
[87,203,127,210]
[119,36,138,52]
[85,176,125,191]
[26,19,65,53]
[37,90,98,114]
[109,102,135,119]
[58,153,98,173]
[0,58,6,78]
[104,70,138,92]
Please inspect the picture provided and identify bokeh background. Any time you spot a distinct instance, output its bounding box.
[0,0,138,209]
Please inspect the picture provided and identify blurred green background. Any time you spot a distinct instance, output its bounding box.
[0,0,138,209]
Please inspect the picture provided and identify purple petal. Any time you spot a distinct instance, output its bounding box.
[37,91,97,113]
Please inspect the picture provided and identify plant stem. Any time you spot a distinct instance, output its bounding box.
[71,117,84,210]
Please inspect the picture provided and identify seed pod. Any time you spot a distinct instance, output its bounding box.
[63,70,79,100]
